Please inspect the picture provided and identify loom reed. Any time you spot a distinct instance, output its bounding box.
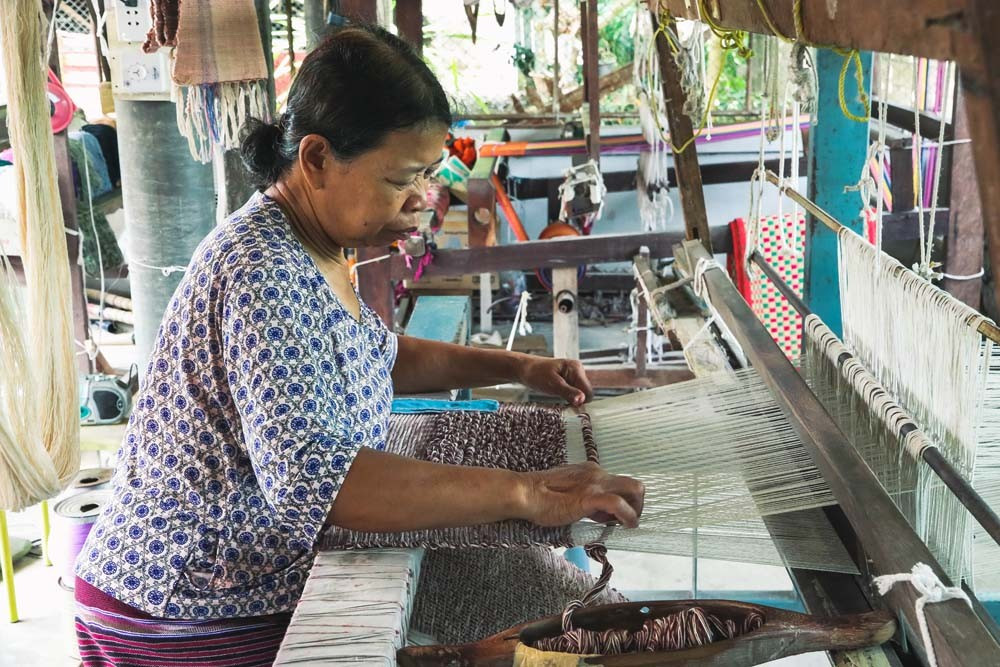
[749,250,1000,553]
[761,169,1000,346]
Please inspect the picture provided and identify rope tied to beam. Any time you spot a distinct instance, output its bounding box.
[873,563,972,667]
[749,0,869,123]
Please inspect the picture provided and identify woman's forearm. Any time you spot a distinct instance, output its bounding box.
[326,447,527,532]
[391,334,528,394]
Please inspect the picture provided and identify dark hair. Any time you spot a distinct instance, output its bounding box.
[240,25,452,189]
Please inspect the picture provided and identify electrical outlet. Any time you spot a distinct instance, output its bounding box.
[114,51,170,96]
[114,0,151,43]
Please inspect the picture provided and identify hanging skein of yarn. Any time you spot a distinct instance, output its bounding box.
[0,0,80,512]
[533,606,765,654]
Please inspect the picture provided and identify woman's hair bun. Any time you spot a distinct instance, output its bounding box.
[240,117,285,190]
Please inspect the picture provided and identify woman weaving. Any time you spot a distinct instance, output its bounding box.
[74,25,645,666]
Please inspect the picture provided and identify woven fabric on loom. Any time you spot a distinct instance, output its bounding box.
[728,214,806,359]
[318,407,625,646]
[414,547,626,645]
[318,406,573,551]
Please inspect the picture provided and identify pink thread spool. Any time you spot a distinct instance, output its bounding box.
[52,490,111,591]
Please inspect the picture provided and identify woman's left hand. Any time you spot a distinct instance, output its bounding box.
[516,356,594,407]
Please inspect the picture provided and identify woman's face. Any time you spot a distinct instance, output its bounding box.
[303,123,448,249]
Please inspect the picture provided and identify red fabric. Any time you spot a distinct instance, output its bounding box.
[726,218,753,302]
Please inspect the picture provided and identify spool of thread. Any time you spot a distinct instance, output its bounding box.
[51,490,111,591]
[70,467,113,492]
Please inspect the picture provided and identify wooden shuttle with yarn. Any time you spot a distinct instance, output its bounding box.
[396,600,895,666]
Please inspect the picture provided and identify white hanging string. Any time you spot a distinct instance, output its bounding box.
[506,291,532,351]
[128,259,189,277]
[873,563,972,667]
[942,269,985,281]
[744,105,770,272]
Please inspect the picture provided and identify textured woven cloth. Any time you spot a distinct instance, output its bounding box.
[319,405,625,646]
[413,547,626,645]
[319,406,573,550]
[171,0,268,87]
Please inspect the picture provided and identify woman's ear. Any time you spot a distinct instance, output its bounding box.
[297,134,333,190]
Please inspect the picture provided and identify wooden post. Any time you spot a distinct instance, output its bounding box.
[340,0,378,23]
[942,83,983,310]
[960,0,1000,320]
[356,247,394,327]
[394,0,423,54]
[804,48,872,336]
[552,268,579,360]
[581,0,601,163]
[636,286,648,376]
[652,13,712,252]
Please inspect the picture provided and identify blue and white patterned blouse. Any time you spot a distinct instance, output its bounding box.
[76,192,397,619]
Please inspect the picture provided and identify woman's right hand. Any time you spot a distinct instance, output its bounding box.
[516,462,645,529]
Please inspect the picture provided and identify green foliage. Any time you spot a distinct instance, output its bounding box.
[511,44,536,78]
[597,0,635,67]
[714,48,750,112]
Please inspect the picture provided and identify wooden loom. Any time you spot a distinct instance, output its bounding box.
[274,1,1000,665]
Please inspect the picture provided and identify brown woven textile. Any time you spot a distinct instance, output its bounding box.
[171,0,268,86]
[318,405,574,550]
[412,547,627,645]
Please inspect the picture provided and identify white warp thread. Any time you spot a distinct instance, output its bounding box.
[873,563,971,667]
[838,227,1000,585]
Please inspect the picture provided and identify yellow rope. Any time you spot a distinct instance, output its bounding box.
[753,0,793,43]
[834,48,870,122]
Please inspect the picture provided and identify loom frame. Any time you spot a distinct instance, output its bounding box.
[675,239,1000,666]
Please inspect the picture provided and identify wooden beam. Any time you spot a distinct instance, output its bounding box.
[942,83,984,310]
[585,366,694,389]
[653,13,712,251]
[581,0,601,162]
[679,239,1000,667]
[394,0,422,54]
[658,0,965,62]
[391,230,731,281]
[506,156,807,198]
[872,99,953,141]
[633,249,678,335]
[552,268,580,360]
[466,128,506,247]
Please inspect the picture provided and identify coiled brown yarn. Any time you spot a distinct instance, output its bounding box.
[534,606,765,654]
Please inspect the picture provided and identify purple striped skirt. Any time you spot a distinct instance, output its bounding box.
[74,578,291,667]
